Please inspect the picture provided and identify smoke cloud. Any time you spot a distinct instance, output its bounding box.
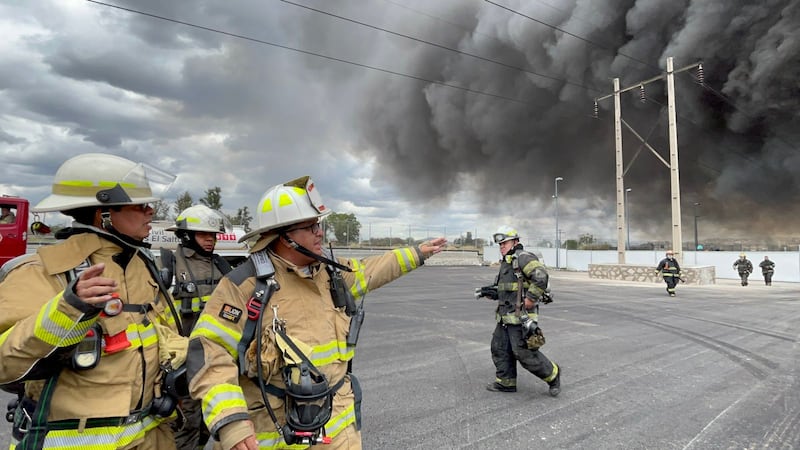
[354,0,800,240]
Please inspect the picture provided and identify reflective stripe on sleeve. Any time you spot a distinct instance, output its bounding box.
[349,259,368,300]
[191,315,242,359]
[522,259,544,276]
[202,384,248,426]
[392,248,418,274]
[33,293,95,347]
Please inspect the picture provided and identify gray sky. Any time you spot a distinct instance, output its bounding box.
[1,0,798,245]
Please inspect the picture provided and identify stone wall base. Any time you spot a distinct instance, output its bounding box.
[588,264,716,285]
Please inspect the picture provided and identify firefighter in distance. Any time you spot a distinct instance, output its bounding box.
[655,250,682,297]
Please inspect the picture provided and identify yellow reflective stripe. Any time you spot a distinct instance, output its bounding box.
[253,430,307,449]
[252,402,355,449]
[496,281,531,292]
[174,295,211,313]
[543,362,559,383]
[31,414,164,449]
[100,322,158,355]
[498,313,521,324]
[191,315,241,359]
[203,384,247,425]
[33,293,95,347]
[52,181,151,198]
[349,259,368,300]
[522,259,544,275]
[0,327,11,348]
[137,321,158,348]
[309,339,353,366]
[325,402,356,439]
[392,248,417,274]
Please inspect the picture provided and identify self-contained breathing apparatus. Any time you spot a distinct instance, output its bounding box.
[475,251,553,350]
[242,246,366,446]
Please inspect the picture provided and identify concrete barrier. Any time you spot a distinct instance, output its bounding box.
[588,263,716,284]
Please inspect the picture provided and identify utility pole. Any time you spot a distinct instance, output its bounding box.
[594,56,702,265]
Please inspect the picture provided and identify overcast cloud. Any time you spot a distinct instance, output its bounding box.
[1,0,798,245]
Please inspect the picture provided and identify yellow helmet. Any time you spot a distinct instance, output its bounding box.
[239,176,331,242]
[33,153,173,212]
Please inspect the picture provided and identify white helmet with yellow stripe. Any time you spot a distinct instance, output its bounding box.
[238,176,331,242]
[33,153,172,212]
[167,204,227,233]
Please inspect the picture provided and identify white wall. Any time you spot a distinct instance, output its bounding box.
[483,247,799,283]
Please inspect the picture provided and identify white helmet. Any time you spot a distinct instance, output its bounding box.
[493,225,520,244]
[239,176,331,242]
[167,204,228,233]
[33,153,171,212]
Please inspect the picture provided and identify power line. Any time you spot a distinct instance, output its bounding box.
[85,0,534,105]
[484,0,657,71]
[489,0,799,155]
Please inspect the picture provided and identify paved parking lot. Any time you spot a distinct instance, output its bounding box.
[2,267,799,449]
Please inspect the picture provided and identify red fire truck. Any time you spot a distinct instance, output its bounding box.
[0,196,30,266]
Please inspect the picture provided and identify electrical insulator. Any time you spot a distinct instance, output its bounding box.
[696,64,704,85]
[592,101,599,118]
[639,84,646,102]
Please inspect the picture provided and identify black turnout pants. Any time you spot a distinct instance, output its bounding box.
[491,322,554,382]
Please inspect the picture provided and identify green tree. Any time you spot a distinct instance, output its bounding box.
[326,212,361,245]
[230,206,253,232]
[174,191,193,216]
[200,186,223,210]
[151,200,171,221]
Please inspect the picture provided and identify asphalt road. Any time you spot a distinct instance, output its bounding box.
[2,267,799,449]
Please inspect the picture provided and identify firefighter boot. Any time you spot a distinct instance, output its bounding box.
[548,366,562,397]
[486,381,516,393]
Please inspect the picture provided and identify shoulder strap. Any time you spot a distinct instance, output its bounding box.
[237,249,279,375]
[212,254,233,275]
[159,248,176,291]
[0,254,34,284]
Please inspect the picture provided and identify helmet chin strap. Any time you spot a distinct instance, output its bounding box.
[99,208,152,249]
[100,209,113,231]
[281,233,352,272]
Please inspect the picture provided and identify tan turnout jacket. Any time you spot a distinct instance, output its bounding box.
[187,239,428,449]
[0,231,181,449]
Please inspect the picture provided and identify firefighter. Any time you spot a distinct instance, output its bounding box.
[185,176,446,450]
[759,256,775,286]
[0,206,15,224]
[0,153,186,450]
[477,225,561,396]
[655,250,682,297]
[733,253,753,286]
[162,204,233,450]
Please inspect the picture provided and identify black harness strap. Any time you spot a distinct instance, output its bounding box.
[237,250,278,375]
[15,371,60,450]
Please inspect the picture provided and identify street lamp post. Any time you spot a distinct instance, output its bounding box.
[554,177,564,269]
[693,202,701,253]
[625,188,632,250]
